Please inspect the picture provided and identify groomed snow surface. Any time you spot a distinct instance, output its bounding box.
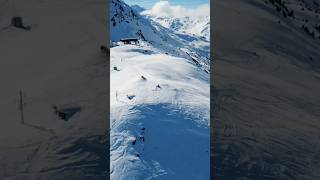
[110,43,210,179]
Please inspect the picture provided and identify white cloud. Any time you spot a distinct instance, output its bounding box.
[141,1,209,18]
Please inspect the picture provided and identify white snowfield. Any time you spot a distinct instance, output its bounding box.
[110,43,210,180]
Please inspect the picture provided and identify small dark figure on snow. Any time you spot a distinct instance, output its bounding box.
[53,105,66,120]
[141,76,147,80]
[127,95,135,100]
[114,66,120,71]
[156,84,161,89]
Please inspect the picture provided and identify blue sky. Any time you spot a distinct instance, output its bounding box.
[123,0,210,9]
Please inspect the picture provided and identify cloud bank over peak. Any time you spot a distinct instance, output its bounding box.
[141,1,210,18]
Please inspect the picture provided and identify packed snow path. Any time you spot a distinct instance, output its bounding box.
[110,44,210,179]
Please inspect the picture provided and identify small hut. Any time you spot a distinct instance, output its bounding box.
[120,38,139,45]
[12,16,24,28]
[11,16,31,30]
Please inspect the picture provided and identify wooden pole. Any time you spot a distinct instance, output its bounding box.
[19,89,24,124]
[116,90,118,101]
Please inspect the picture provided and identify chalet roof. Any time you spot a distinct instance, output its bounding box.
[120,38,138,42]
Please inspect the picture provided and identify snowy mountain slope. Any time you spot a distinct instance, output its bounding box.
[213,0,320,179]
[110,45,210,179]
[110,0,210,179]
[140,1,210,41]
[110,0,163,43]
[110,0,210,72]
[0,0,107,179]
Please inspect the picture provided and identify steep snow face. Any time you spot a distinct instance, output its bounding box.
[110,0,210,179]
